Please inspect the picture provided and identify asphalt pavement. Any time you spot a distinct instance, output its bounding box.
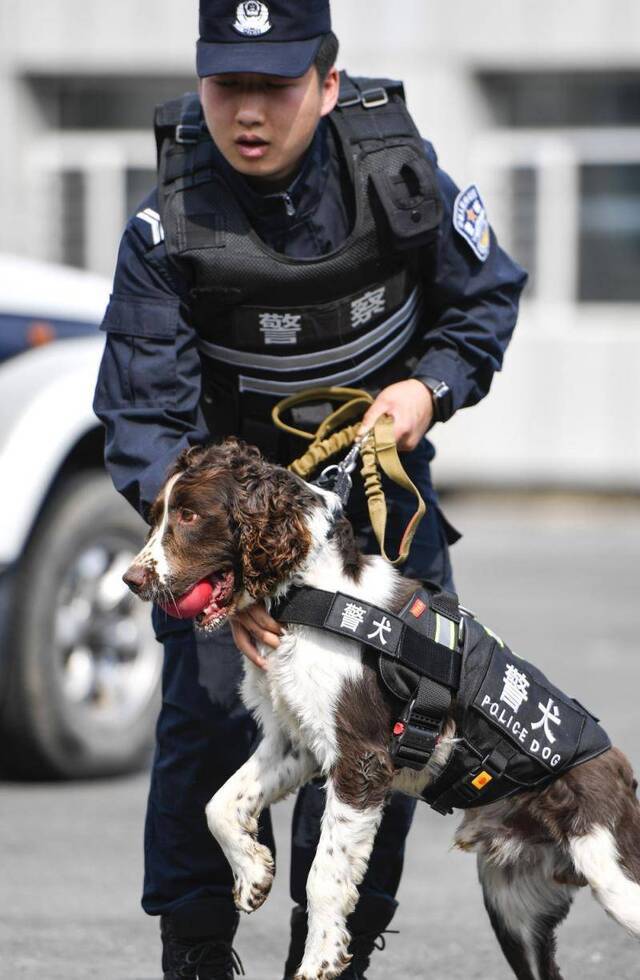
[1,494,639,980]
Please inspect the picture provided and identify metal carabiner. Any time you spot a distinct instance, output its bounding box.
[314,430,371,506]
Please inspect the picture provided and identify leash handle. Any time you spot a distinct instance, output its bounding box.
[271,386,374,442]
[273,388,426,566]
[364,414,427,566]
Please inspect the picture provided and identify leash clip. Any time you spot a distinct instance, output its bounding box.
[315,434,369,506]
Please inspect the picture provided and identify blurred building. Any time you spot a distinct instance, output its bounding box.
[1,0,638,487]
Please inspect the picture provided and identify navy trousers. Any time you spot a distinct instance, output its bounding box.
[143,465,457,929]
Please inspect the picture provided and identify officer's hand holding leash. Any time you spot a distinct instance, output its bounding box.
[358,379,435,450]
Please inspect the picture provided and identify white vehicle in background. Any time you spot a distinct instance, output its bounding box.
[0,255,161,778]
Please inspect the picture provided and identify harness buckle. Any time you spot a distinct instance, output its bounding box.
[361,87,389,109]
[176,123,201,144]
[389,697,441,771]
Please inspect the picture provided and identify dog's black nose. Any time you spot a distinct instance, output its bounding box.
[123,564,148,594]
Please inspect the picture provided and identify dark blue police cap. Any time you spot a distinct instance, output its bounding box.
[197,0,332,79]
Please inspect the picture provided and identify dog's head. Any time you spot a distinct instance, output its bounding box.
[123,439,318,630]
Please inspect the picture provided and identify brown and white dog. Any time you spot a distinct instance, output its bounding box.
[124,439,640,980]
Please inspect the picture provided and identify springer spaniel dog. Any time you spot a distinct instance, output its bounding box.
[124,439,640,980]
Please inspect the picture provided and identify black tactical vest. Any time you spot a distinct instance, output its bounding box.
[273,585,611,814]
[154,74,443,448]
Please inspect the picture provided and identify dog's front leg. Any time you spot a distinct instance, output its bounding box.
[206,734,315,913]
[296,774,388,980]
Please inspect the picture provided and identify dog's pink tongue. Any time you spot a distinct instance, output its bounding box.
[157,579,213,619]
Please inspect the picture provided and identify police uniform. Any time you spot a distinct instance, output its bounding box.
[92,1,527,975]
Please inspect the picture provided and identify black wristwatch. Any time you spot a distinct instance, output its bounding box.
[419,376,453,424]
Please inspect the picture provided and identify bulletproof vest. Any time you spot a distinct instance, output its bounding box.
[154,73,443,448]
[273,585,611,814]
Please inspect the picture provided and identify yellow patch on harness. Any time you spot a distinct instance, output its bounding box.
[471,771,493,791]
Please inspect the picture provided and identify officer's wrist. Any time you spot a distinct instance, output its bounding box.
[415,377,454,425]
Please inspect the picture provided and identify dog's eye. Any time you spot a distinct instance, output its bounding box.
[176,508,199,525]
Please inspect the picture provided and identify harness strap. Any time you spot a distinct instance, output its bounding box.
[272,386,372,443]
[176,95,205,144]
[429,591,462,625]
[271,586,462,691]
[426,742,518,815]
[390,674,452,771]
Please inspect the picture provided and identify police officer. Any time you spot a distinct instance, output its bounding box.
[93,1,527,977]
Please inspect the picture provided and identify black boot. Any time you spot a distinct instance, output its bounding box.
[282,896,396,980]
[161,900,243,980]
[282,904,308,980]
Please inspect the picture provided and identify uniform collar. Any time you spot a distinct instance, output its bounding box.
[211,120,330,232]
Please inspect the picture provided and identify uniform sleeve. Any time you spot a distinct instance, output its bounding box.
[92,191,209,522]
[412,141,528,415]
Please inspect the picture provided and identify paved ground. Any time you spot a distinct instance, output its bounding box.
[2,495,639,979]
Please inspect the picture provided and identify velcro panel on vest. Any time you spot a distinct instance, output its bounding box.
[324,594,460,688]
[198,270,413,350]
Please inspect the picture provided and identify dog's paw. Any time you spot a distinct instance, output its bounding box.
[294,950,352,980]
[232,843,275,913]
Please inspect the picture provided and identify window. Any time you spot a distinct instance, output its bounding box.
[509,168,537,298]
[26,74,196,130]
[61,171,85,268]
[579,164,640,301]
[126,169,158,217]
[479,71,640,128]
[477,70,640,304]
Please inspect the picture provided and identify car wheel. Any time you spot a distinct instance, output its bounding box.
[1,470,162,779]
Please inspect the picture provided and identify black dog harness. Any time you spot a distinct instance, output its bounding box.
[272,585,611,814]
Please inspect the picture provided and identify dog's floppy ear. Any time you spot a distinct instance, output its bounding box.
[171,443,211,476]
[231,467,312,598]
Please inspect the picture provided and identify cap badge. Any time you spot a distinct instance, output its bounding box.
[232,1,272,37]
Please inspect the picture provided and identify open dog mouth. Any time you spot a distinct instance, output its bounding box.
[156,570,236,631]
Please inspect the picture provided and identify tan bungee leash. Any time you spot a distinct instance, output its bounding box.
[272,387,426,566]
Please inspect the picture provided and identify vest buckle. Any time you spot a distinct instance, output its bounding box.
[176,123,201,144]
[361,87,389,109]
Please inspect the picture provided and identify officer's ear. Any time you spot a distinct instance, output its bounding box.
[319,66,339,118]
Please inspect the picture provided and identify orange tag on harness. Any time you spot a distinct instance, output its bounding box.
[410,598,427,618]
[471,771,493,791]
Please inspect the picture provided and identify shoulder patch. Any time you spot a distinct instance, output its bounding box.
[136,207,165,246]
[453,184,490,262]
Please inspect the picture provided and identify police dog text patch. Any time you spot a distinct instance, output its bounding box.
[325,593,403,656]
[453,184,490,262]
[473,645,586,773]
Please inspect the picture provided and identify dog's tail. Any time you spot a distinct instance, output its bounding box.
[569,749,640,938]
